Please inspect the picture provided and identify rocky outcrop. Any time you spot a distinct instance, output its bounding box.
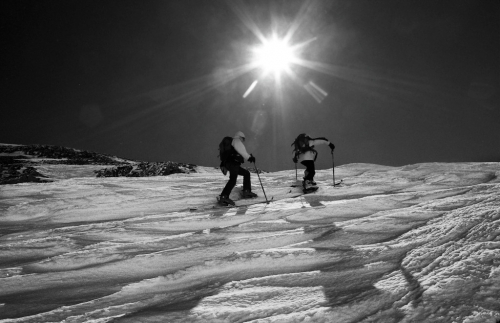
[0,164,51,185]
[0,144,122,165]
[0,144,198,184]
[95,161,197,177]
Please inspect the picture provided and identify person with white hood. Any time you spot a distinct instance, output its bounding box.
[219,131,257,206]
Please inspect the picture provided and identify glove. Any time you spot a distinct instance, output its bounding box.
[292,156,298,163]
[328,143,335,150]
[248,155,255,163]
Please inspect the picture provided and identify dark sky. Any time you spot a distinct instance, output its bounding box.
[2,0,499,171]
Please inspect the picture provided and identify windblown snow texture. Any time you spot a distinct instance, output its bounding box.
[0,144,499,322]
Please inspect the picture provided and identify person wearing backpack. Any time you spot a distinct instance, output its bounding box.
[291,133,335,190]
[218,131,257,206]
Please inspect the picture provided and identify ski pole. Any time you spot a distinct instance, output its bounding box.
[295,162,297,181]
[254,162,269,203]
[331,150,335,187]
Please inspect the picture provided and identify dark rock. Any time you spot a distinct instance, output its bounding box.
[1,144,200,183]
[95,161,197,178]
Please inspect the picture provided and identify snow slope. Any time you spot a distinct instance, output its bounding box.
[0,162,499,322]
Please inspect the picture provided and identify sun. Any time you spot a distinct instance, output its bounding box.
[228,2,329,102]
[252,36,296,77]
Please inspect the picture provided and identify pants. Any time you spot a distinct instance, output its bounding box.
[221,160,250,197]
[301,160,315,181]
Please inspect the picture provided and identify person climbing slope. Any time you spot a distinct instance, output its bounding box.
[218,131,257,206]
[291,133,335,191]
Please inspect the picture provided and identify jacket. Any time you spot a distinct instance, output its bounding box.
[296,138,330,162]
[231,134,251,163]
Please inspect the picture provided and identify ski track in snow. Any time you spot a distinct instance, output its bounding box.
[0,163,499,322]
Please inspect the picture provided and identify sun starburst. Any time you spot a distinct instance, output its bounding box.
[252,36,296,77]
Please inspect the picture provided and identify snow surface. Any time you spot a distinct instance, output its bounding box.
[0,162,499,322]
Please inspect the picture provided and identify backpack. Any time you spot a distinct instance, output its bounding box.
[291,133,317,161]
[218,136,234,163]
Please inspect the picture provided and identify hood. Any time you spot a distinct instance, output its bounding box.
[233,131,245,140]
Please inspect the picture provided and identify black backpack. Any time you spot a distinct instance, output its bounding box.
[218,136,234,163]
[291,134,318,161]
[219,136,245,165]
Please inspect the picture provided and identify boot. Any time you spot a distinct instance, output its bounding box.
[241,189,258,199]
[303,178,317,186]
[303,180,315,190]
[218,195,235,206]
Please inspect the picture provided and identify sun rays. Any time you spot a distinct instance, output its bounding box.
[227,0,330,103]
